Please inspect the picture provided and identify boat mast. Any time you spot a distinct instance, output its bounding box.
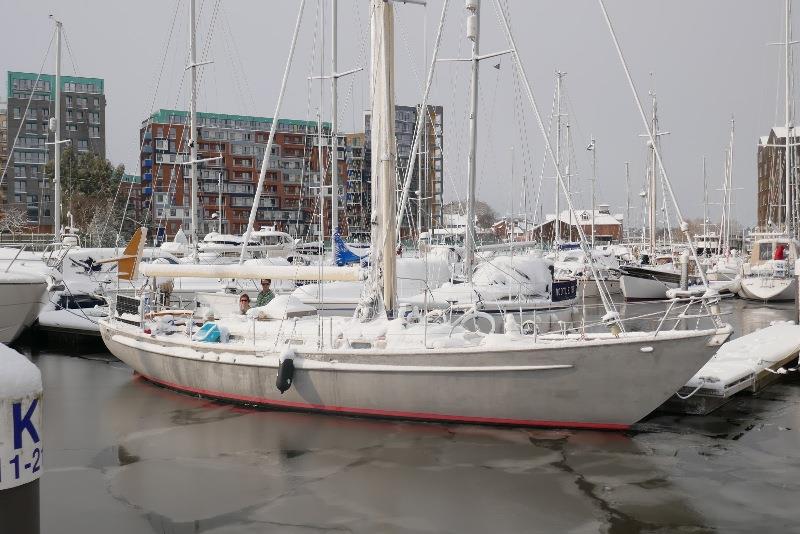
[648,94,657,255]
[624,161,630,241]
[725,116,735,252]
[189,0,199,256]
[464,0,481,284]
[217,171,223,233]
[330,0,339,244]
[588,137,596,248]
[701,156,707,250]
[53,18,62,241]
[369,0,398,314]
[554,71,563,246]
[565,123,572,241]
[786,0,793,236]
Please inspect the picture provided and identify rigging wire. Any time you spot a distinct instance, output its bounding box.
[0,28,55,188]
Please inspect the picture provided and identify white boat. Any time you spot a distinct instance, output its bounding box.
[737,235,798,301]
[619,262,683,300]
[99,0,732,430]
[407,254,577,315]
[554,248,621,298]
[160,227,295,263]
[292,255,451,312]
[0,272,48,343]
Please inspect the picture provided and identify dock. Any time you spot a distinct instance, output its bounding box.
[662,322,800,415]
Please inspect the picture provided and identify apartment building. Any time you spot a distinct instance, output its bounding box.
[135,109,346,241]
[364,104,444,238]
[3,71,106,231]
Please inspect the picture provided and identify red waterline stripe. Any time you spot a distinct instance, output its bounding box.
[133,372,630,431]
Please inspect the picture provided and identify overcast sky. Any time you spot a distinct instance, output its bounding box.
[1,1,789,227]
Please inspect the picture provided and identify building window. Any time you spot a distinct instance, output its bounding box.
[65,96,73,107]
[77,139,88,152]
[76,97,88,108]
[93,97,99,107]
[89,126,100,138]
[14,181,26,192]
[89,112,100,124]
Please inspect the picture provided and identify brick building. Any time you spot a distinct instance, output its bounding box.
[0,100,7,204]
[343,132,368,236]
[757,127,798,229]
[2,72,106,231]
[134,109,348,242]
[529,207,624,243]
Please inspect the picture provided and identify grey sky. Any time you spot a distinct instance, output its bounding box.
[1,1,786,227]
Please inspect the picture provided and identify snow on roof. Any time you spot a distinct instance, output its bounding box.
[557,210,622,226]
[443,213,467,228]
[769,126,800,140]
[0,344,42,398]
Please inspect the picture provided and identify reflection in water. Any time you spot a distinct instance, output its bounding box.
[101,370,715,533]
[18,298,800,533]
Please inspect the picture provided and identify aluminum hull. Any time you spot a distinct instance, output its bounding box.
[100,320,730,429]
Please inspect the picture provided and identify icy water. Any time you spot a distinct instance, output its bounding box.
[13,298,800,533]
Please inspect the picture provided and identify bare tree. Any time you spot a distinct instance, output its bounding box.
[0,206,29,235]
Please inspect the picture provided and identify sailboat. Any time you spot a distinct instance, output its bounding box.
[738,0,800,302]
[99,0,731,429]
[619,93,687,300]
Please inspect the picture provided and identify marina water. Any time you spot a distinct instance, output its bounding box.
[10,297,800,533]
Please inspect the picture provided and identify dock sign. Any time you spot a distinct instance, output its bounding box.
[0,394,42,490]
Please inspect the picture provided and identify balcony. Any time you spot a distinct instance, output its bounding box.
[143,159,153,169]
[143,186,153,197]
[142,145,153,154]
[142,172,153,183]
[143,131,153,141]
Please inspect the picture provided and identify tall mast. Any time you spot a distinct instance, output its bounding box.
[565,123,571,241]
[701,156,708,250]
[554,71,563,245]
[189,0,199,255]
[53,19,62,241]
[786,0,793,235]
[464,0,480,283]
[368,0,398,314]
[318,112,324,248]
[218,171,223,233]
[726,116,735,252]
[330,0,339,243]
[648,94,657,254]
[624,161,630,241]
[588,137,596,248]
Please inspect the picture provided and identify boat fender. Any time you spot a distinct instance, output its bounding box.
[276,347,296,394]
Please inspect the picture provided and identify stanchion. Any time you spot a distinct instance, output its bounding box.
[0,344,43,534]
